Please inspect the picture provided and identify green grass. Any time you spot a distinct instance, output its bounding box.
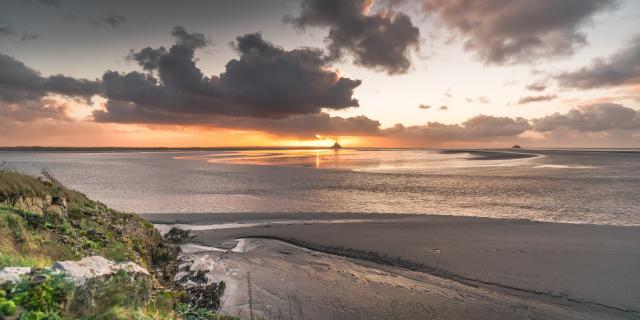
[0,169,238,319]
[0,168,165,271]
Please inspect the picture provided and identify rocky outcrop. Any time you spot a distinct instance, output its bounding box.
[0,195,67,216]
[0,267,31,284]
[52,255,149,285]
[0,256,153,318]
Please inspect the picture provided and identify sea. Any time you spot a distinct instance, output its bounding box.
[1,148,639,226]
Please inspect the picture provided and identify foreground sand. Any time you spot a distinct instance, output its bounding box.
[148,213,640,319]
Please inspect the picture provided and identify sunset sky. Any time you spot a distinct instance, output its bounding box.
[1,0,639,147]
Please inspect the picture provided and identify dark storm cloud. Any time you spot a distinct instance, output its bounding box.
[555,34,640,89]
[532,103,640,132]
[516,94,557,105]
[171,26,211,49]
[425,0,617,65]
[382,115,531,141]
[0,51,100,122]
[95,27,361,123]
[0,51,101,105]
[0,51,95,122]
[94,100,380,138]
[287,0,420,74]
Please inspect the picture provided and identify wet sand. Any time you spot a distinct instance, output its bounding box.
[148,213,640,319]
[180,238,629,320]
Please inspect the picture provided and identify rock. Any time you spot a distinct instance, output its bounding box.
[0,267,31,284]
[53,256,149,285]
[3,196,48,215]
[164,227,192,244]
[51,196,67,208]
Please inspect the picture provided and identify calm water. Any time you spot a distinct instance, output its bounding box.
[1,149,639,226]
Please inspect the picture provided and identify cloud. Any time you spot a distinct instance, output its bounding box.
[516,94,557,105]
[526,82,547,91]
[0,52,101,104]
[95,27,361,123]
[21,33,39,41]
[0,25,17,39]
[532,103,640,132]
[418,104,430,109]
[425,0,616,64]
[0,98,71,122]
[466,96,490,103]
[0,25,38,42]
[171,25,211,49]
[0,52,101,122]
[102,14,127,28]
[91,14,127,28]
[287,0,420,74]
[382,115,531,143]
[555,34,640,89]
[439,105,448,110]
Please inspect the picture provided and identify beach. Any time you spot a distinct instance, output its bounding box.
[149,213,640,319]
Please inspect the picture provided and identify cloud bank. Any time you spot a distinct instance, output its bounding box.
[0,51,101,121]
[533,103,640,132]
[95,27,361,123]
[425,0,616,65]
[556,34,640,89]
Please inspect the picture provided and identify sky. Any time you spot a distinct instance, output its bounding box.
[1,0,639,147]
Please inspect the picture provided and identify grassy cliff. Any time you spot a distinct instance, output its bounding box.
[0,168,235,320]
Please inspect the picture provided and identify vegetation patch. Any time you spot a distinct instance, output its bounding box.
[0,169,237,319]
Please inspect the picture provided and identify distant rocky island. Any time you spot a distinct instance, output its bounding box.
[512,145,522,149]
[331,142,342,149]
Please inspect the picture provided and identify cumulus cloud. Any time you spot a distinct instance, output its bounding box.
[556,34,640,89]
[532,103,640,132]
[95,27,361,123]
[516,94,557,105]
[425,0,616,64]
[287,0,420,74]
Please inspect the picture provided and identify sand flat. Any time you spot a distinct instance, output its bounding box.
[150,213,640,319]
[183,238,629,320]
